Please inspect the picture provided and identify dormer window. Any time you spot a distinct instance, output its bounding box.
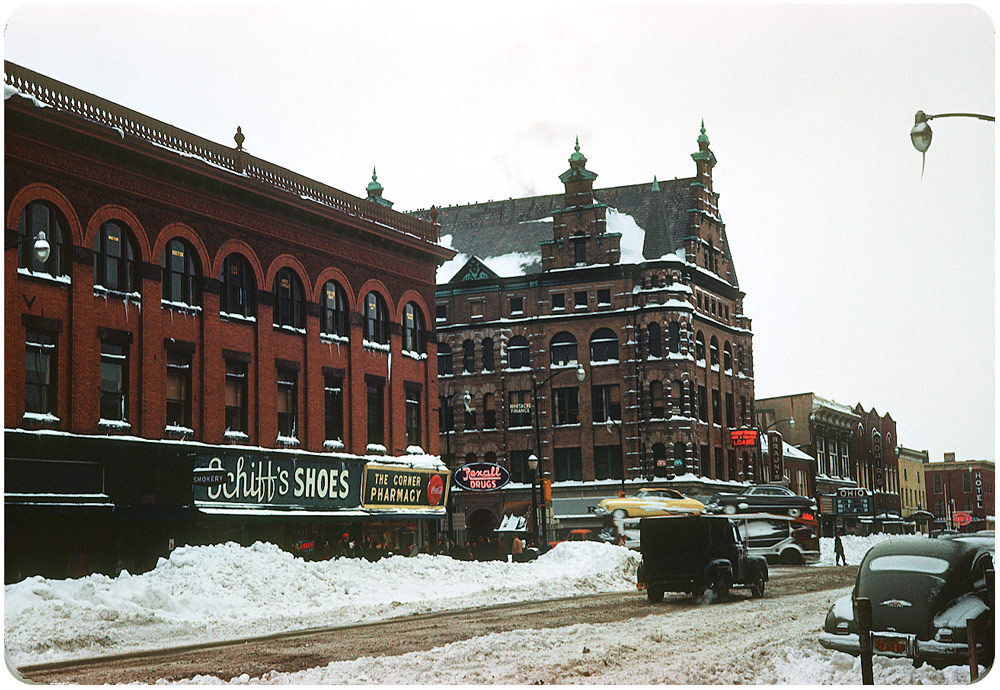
[573,238,586,265]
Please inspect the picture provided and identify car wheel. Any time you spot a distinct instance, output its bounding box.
[613,509,628,520]
[751,572,765,598]
[788,507,801,518]
[713,571,731,602]
[647,585,664,604]
[691,586,705,600]
[780,549,804,566]
[723,504,737,515]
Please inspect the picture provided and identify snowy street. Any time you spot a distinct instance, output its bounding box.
[6,537,984,684]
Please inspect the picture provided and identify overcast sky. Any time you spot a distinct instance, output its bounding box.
[5,2,995,461]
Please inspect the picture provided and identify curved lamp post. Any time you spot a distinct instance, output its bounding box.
[605,417,626,495]
[444,390,472,543]
[910,110,995,175]
[530,363,586,546]
[6,231,51,264]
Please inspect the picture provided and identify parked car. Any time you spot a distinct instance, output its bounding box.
[594,488,705,520]
[819,537,994,667]
[705,485,816,518]
[548,528,597,548]
[734,513,820,565]
[636,514,768,604]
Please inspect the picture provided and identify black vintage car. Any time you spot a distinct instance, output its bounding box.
[705,484,816,518]
[820,537,994,667]
[636,514,768,604]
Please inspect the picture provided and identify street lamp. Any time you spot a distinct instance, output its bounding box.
[527,453,539,548]
[443,390,472,542]
[765,416,795,431]
[6,230,51,264]
[605,417,626,496]
[910,110,995,174]
[530,362,586,546]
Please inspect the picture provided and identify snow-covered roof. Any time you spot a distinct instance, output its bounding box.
[760,435,815,461]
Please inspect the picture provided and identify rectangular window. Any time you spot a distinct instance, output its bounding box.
[553,387,579,426]
[509,450,532,484]
[700,444,711,476]
[714,447,724,479]
[963,473,972,492]
[554,447,582,482]
[483,395,497,430]
[367,379,385,446]
[574,291,588,309]
[698,385,708,422]
[508,390,532,427]
[405,387,421,447]
[436,303,448,321]
[438,395,455,432]
[597,288,611,306]
[594,445,623,481]
[573,239,586,265]
[277,370,297,439]
[225,360,248,434]
[325,374,344,443]
[25,331,57,416]
[933,474,943,494]
[165,351,192,428]
[100,340,128,422]
[551,293,565,311]
[469,300,485,319]
[935,499,943,516]
[509,296,524,316]
[591,384,621,422]
[711,389,721,424]
[725,392,734,428]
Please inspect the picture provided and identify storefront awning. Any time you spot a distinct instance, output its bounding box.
[495,513,529,532]
[5,492,114,511]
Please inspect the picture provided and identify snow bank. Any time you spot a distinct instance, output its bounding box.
[4,541,639,665]
[770,648,980,685]
[816,533,902,566]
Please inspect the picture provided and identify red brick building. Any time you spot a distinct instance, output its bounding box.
[924,455,995,531]
[850,404,901,516]
[420,129,757,540]
[4,62,453,581]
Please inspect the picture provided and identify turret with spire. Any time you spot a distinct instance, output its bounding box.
[365,167,393,208]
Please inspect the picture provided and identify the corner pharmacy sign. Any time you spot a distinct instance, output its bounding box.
[193,452,362,509]
[362,464,450,510]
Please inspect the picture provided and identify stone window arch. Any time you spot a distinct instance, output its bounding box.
[550,331,578,366]
[161,237,201,306]
[17,200,70,278]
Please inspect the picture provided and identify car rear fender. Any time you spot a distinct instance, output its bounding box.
[704,558,732,583]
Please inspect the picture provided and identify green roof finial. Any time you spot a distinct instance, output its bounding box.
[569,136,587,163]
[366,166,383,193]
[652,175,660,191]
[697,119,710,145]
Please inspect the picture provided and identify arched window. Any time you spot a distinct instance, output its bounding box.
[695,332,706,362]
[322,281,349,337]
[671,380,685,416]
[723,342,732,372]
[463,339,476,373]
[402,302,424,352]
[673,443,687,473]
[161,238,200,305]
[709,337,720,368]
[589,328,618,363]
[220,253,256,317]
[653,443,668,477]
[364,291,389,343]
[647,322,662,358]
[273,268,305,329]
[667,322,681,353]
[483,393,496,429]
[648,381,665,418]
[464,394,477,430]
[737,345,745,373]
[437,342,453,375]
[481,337,495,371]
[508,335,530,369]
[17,200,69,277]
[94,220,139,293]
[550,332,578,366]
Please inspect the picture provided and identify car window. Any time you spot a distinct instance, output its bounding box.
[664,490,683,499]
[869,555,949,574]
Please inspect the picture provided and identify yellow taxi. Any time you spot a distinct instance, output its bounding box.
[594,488,705,519]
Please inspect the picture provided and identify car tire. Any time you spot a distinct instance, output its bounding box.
[714,571,731,602]
[788,507,801,518]
[723,504,737,515]
[647,585,664,604]
[613,509,628,520]
[751,572,765,598]
[780,549,804,566]
[691,586,705,600]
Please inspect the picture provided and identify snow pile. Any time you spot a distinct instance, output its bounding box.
[770,648,980,685]
[4,541,638,665]
[816,533,902,566]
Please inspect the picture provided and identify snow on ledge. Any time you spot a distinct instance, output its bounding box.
[98,419,131,430]
[324,439,345,451]
[363,339,390,353]
[17,267,71,284]
[22,412,60,424]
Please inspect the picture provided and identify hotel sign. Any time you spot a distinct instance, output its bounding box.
[363,464,450,510]
[193,452,362,509]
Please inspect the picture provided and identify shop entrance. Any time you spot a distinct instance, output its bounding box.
[466,508,498,542]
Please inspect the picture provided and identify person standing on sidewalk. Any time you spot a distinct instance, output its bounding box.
[834,531,846,566]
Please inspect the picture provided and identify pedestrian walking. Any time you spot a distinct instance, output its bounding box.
[834,531,846,566]
[511,535,524,562]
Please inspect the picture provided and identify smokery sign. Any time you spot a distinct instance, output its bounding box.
[454,462,511,491]
[362,464,450,511]
[193,452,362,509]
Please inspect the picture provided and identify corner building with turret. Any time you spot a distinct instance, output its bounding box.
[414,127,759,542]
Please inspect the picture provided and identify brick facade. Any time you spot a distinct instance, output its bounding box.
[924,458,995,529]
